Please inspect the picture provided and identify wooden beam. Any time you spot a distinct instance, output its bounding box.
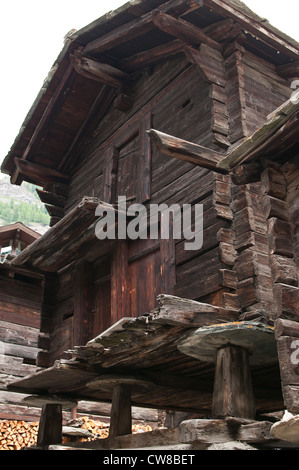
[152,294,239,326]
[70,50,128,88]
[147,128,227,173]
[13,158,70,185]
[84,12,155,55]
[153,12,222,52]
[36,189,66,208]
[218,100,299,170]
[121,39,185,71]
[11,64,74,186]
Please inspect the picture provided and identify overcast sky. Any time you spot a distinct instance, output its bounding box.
[0,0,298,170]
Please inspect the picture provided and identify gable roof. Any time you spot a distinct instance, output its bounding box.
[1,0,299,189]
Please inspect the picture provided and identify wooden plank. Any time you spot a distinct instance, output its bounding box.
[147,128,227,172]
[153,13,222,51]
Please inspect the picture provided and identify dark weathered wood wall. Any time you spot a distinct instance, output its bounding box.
[38,44,293,368]
[0,270,42,418]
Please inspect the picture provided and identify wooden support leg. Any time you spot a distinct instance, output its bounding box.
[212,345,256,419]
[109,384,132,438]
[37,404,63,448]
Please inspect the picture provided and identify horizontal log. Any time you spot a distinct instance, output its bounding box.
[147,129,227,172]
[84,12,155,55]
[36,189,66,208]
[151,294,239,326]
[275,319,299,339]
[121,39,185,71]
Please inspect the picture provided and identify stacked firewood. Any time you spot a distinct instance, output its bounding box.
[0,417,153,450]
[0,420,39,450]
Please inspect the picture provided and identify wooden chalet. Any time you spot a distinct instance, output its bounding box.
[1,0,299,449]
[0,223,43,420]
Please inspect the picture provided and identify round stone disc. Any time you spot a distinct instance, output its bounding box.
[178,321,278,366]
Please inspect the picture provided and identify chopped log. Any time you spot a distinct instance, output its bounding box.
[153,13,222,51]
[274,284,299,319]
[147,129,227,172]
[275,318,299,339]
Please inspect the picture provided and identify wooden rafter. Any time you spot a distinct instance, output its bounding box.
[70,50,128,88]
[84,12,155,55]
[13,158,70,185]
[153,12,222,51]
[147,128,228,173]
[83,0,213,56]
[11,64,75,186]
[204,0,299,60]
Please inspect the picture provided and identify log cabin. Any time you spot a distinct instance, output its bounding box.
[0,223,43,420]
[1,0,299,448]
